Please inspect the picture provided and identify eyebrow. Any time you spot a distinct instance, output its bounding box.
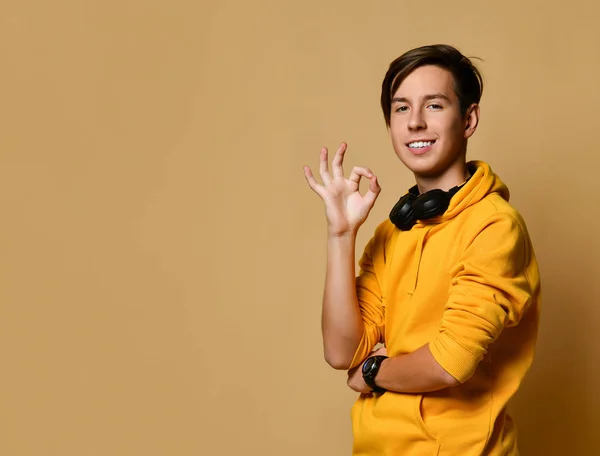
[391,93,452,104]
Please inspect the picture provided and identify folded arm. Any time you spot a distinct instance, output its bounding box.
[348,344,458,394]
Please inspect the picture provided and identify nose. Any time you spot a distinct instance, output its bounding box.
[408,109,426,131]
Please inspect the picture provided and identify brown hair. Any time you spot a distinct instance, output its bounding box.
[380,44,483,126]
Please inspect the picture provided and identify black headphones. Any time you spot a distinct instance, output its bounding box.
[389,172,473,231]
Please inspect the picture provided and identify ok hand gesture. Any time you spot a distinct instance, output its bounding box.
[303,143,381,237]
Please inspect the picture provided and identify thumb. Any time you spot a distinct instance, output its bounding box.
[363,175,381,207]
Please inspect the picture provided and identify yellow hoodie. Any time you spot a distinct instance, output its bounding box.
[350,161,541,455]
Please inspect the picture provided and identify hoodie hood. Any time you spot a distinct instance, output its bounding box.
[418,160,509,226]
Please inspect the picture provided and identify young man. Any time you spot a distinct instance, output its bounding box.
[303,44,541,455]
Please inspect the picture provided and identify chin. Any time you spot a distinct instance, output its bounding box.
[396,151,445,177]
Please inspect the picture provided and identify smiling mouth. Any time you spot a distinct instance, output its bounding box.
[406,140,436,149]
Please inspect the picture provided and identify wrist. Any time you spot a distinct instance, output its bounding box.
[327,230,358,241]
[362,355,388,394]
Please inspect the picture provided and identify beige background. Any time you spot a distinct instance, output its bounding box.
[0,1,598,455]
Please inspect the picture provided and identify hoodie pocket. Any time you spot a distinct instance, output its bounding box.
[415,394,439,444]
[415,389,493,455]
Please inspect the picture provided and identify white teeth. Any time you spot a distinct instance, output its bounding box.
[408,141,433,148]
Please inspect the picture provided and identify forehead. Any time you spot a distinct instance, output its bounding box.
[393,65,456,99]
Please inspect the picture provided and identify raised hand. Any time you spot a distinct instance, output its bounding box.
[303,143,381,237]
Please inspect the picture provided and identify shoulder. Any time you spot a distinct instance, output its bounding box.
[372,218,396,240]
[460,193,530,241]
[359,219,397,263]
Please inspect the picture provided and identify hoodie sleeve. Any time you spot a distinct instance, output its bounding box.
[348,227,387,369]
[429,212,536,383]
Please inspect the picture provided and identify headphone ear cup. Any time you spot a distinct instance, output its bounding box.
[389,193,417,231]
[412,189,451,219]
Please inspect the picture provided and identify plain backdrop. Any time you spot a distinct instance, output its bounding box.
[0,1,599,455]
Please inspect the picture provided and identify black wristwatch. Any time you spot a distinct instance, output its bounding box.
[361,355,388,394]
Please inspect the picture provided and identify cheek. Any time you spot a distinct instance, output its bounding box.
[432,117,462,140]
[390,134,407,155]
[390,124,406,147]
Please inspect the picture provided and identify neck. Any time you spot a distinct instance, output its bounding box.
[415,161,470,194]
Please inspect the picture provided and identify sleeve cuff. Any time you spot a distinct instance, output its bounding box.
[429,333,479,383]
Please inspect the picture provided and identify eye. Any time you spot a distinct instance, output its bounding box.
[395,105,409,113]
[427,104,443,110]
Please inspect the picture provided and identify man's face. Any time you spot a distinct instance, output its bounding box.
[389,65,472,179]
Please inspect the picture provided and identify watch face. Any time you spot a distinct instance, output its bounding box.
[362,357,375,375]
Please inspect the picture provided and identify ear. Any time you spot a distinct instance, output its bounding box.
[463,103,480,139]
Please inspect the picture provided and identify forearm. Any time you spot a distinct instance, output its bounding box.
[375,344,459,393]
[322,233,364,369]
